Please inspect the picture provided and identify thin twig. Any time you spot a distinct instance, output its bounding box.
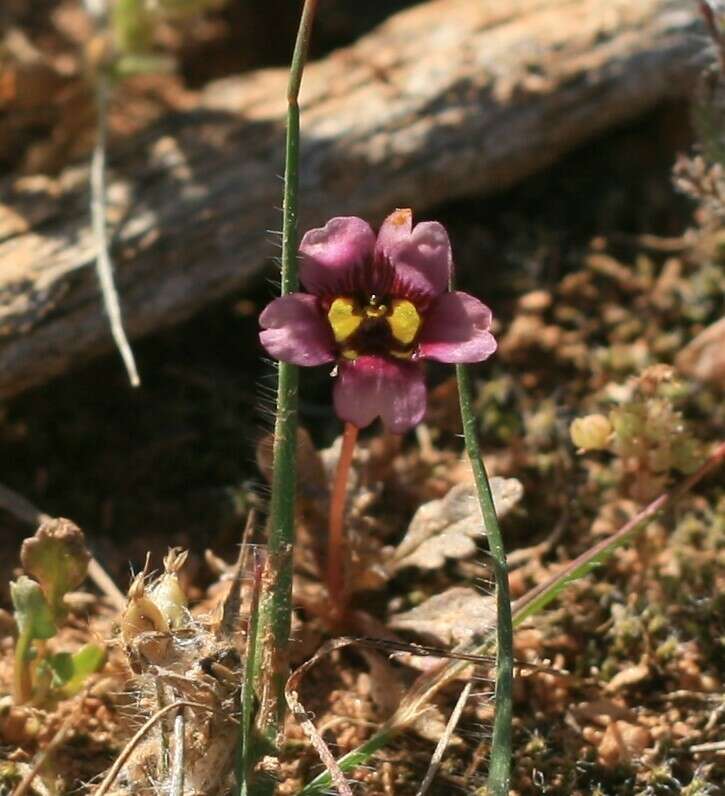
[353,636,561,674]
[155,679,171,777]
[91,74,140,387]
[687,740,725,754]
[220,509,256,638]
[704,700,725,732]
[0,483,47,526]
[94,701,212,796]
[11,711,75,796]
[286,687,353,796]
[415,682,472,796]
[285,639,361,796]
[0,482,127,611]
[169,707,186,796]
[87,556,127,612]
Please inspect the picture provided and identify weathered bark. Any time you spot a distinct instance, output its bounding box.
[0,0,703,399]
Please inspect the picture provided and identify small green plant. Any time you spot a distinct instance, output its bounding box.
[570,364,705,500]
[11,518,105,705]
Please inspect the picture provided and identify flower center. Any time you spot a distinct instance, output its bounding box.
[327,295,421,361]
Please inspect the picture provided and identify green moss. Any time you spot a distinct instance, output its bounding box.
[681,775,715,796]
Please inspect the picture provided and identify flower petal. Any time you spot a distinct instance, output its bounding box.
[259,294,336,366]
[418,291,497,363]
[299,217,376,295]
[390,221,452,303]
[375,208,412,261]
[333,356,426,433]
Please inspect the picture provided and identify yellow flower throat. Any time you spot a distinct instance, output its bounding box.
[327,295,421,361]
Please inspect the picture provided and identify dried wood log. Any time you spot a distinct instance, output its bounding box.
[0,0,703,399]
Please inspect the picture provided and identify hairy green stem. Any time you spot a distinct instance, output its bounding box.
[250,0,319,783]
[455,363,513,796]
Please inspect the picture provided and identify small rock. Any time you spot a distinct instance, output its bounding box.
[676,316,725,387]
[517,290,552,312]
[597,720,652,767]
[605,663,650,693]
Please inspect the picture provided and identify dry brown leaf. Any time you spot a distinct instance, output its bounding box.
[389,586,495,647]
[389,478,523,572]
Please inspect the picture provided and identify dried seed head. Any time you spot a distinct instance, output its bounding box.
[150,548,189,629]
[131,632,173,666]
[163,547,189,574]
[121,573,169,645]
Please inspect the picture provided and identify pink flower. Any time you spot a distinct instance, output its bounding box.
[259,209,497,433]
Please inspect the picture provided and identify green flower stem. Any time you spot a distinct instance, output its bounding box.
[455,363,513,796]
[252,0,319,771]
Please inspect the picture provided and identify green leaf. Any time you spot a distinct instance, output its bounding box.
[21,519,90,620]
[34,644,106,702]
[53,644,107,696]
[11,577,56,704]
[46,652,74,686]
[10,577,56,641]
[512,556,605,628]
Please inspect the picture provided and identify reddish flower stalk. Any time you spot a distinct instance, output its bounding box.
[326,422,359,618]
